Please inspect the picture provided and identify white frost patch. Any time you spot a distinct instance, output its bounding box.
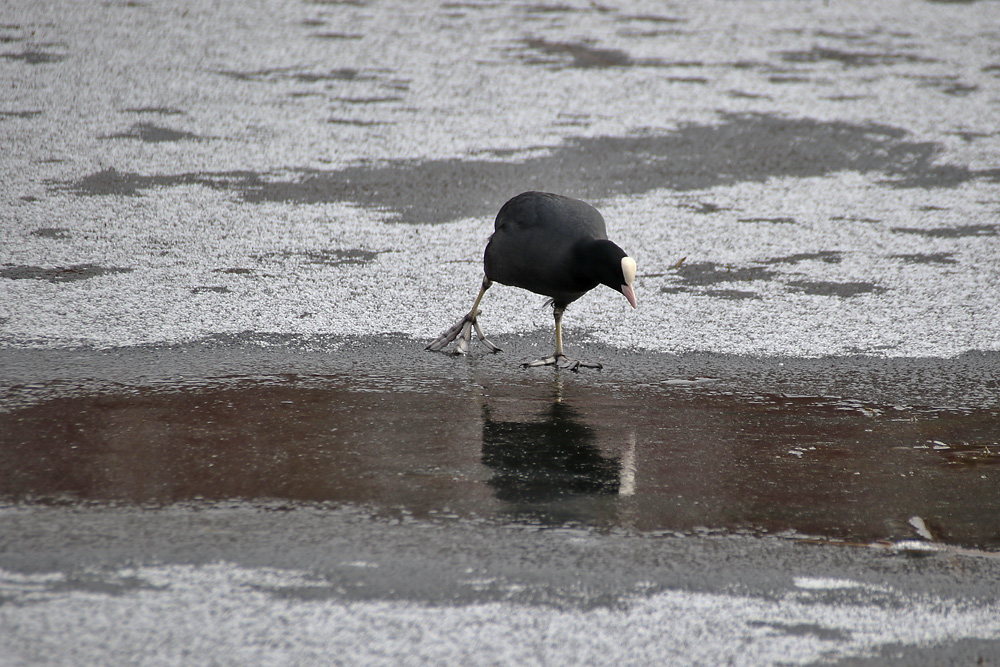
[793,576,866,591]
[2,564,1000,666]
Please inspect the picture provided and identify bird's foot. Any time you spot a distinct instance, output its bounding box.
[523,354,602,372]
[426,310,502,355]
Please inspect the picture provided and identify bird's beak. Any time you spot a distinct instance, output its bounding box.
[621,283,637,309]
[620,256,637,309]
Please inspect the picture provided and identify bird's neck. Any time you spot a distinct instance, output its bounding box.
[571,239,619,288]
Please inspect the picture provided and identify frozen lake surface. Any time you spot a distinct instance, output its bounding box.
[2,0,1000,664]
[1,0,999,356]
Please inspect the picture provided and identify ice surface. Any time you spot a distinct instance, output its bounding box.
[1,0,998,357]
[2,562,999,666]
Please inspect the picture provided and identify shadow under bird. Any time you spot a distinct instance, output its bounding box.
[427,191,637,370]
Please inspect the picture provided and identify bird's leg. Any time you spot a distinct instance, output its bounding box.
[524,305,602,371]
[426,278,502,355]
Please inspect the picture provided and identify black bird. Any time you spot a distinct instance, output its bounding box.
[427,191,637,370]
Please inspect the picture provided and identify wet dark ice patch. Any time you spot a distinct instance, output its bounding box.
[778,46,936,67]
[328,118,391,126]
[892,224,999,238]
[762,251,843,265]
[700,289,761,301]
[748,620,850,642]
[3,373,999,548]
[0,110,42,120]
[217,66,377,83]
[0,49,68,64]
[891,252,958,265]
[53,114,1000,223]
[124,106,186,116]
[45,573,166,597]
[311,32,364,40]
[31,227,71,240]
[53,167,265,198]
[787,280,887,298]
[738,217,797,224]
[660,262,777,299]
[254,249,381,266]
[518,38,645,68]
[660,256,884,299]
[673,262,779,287]
[0,264,133,283]
[101,123,202,143]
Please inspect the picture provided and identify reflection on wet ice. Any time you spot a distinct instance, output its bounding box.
[1,373,998,547]
[619,432,637,497]
[481,397,622,502]
[479,377,639,506]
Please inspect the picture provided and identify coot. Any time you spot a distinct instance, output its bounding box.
[427,191,636,370]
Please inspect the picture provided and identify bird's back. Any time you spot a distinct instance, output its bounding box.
[492,191,607,240]
[484,192,608,303]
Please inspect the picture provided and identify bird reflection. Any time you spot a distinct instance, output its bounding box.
[481,396,621,504]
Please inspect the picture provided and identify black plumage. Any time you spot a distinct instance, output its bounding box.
[427,191,636,370]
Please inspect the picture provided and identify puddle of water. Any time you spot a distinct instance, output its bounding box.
[1,375,997,548]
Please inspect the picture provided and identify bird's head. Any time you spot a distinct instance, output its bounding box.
[587,240,637,309]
